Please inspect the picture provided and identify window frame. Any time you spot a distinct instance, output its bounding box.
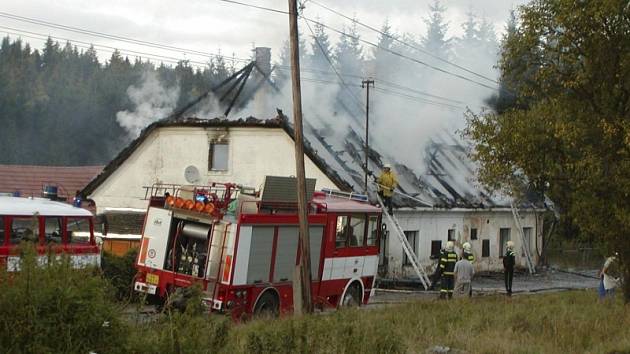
[66,216,93,245]
[208,142,229,171]
[447,229,455,241]
[335,214,369,249]
[402,230,418,265]
[470,228,478,240]
[366,215,380,247]
[430,240,442,258]
[482,239,490,258]
[9,216,41,245]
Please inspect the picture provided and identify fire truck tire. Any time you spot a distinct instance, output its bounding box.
[341,282,362,307]
[253,290,279,318]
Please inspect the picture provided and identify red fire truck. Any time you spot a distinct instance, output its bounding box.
[0,196,100,270]
[133,179,382,319]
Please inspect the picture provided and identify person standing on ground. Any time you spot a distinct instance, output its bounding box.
[376,164,398,215]
[453,254,474,298]
[462,242,475,297]
[503,241,516,296]
[439,241,458,299]
[600,253,621,302]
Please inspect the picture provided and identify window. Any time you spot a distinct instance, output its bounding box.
[482,239,490,257]
[209,143,229,171]
[44,217,62,244]
[499,228,511,257]
[0,217,4,245]
[11,217,39,244]
[67,217,91,244]
[470,228,478,240]
[522,227,532,257]
[431,240,442,258]
[447,229,455,241]
[348,215,366,247]
[367,216,379,246]
[335,216,349,248]
[403,231,418,265]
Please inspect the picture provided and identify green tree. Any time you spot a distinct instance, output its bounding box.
[464,0,630,302]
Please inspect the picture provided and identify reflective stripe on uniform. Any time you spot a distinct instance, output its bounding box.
[443,272,454,275]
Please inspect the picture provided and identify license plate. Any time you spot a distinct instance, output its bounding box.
[146,273,159,285]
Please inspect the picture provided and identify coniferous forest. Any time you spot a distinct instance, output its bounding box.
[0,37,235,165]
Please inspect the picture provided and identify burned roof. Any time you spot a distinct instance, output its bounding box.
[81,115,353,196]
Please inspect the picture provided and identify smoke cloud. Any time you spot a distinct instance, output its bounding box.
[116,71,180,139]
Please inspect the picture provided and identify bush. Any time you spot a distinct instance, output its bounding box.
[101,248,139,302]
[0,244,127,354]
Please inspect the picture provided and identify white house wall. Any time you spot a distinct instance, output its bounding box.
[90,127,339,213]
[384,209,544,276]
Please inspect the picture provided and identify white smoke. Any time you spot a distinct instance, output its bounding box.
[116,71,180,138]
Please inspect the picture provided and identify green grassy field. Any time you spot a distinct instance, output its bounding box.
[123,290,630,354]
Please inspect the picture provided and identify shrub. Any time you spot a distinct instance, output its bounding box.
[101,248,139,302]
[0,244,127,354]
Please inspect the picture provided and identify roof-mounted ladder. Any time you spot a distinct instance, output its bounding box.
[510,202,536,274]
[375,193,432,290]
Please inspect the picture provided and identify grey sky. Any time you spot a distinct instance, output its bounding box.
[1,0,528,70]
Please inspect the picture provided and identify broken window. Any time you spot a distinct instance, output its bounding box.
[499,228,511,257]
[430,240,442,258]
[447,229,455,241]
[482,239,490,257]
[470,228,478,240]
[403,231,418,265]
[209,142,229,171]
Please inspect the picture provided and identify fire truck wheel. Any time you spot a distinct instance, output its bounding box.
[253,291,279,318]
[341,282,362,307]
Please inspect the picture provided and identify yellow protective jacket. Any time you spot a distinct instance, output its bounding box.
[377,171,398,197]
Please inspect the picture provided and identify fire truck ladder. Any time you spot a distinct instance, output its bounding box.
[375,193,432,290]
[510,202,536,274]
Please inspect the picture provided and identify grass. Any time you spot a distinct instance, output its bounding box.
[3,248,629,353]
[123,290,630,354]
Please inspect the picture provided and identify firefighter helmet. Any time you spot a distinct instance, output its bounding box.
[446,241,455,251]
[463,242,472,252]
[506,240,515,249]
[384,164,392,169]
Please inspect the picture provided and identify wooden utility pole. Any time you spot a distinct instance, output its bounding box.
[288,0,313,315]
[362,79,374,193]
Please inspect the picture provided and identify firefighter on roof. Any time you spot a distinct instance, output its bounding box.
[377,164,398,215]
[439,241,458,299]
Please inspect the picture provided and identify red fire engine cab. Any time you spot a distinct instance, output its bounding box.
[134,177,382,319]
[0,196,100,270]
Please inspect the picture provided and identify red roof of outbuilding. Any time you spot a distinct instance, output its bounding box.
[0,165,104,201]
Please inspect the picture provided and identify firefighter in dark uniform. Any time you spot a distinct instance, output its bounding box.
[439,241,458,299]
[503,241,516,296]
[462,242,474,297]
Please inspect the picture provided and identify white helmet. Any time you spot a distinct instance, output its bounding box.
[446,241,454,251]
[506,240,515,249]
[463,242,472,252]
[383,164,392,169]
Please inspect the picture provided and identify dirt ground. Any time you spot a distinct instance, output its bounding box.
[369,268,599,305]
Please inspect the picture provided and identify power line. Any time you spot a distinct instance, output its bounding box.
[0,26,216,69]
[207,1,498,90]
[300,16,498,91]
[302,16,366,115]
[0,27,251,74]
[308,0,498,84]
[0,11,251,63]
